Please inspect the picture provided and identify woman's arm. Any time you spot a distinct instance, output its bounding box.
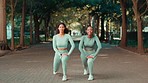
[79,36,87,56]
[52,35,61,55]
[67,35,75,55]
[92,36,102,57]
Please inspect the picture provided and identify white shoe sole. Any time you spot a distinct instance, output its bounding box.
[88,75,94,81]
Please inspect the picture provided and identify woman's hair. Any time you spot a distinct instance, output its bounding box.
[56,23,69,34]
[87,25,92,28]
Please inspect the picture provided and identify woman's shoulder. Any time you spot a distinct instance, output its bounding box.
[93,34,100,40]
[80,35,87,39]
[65,34,71,37]
[92,34,97,37]
[81,35,87,37]
[53,34,58,38]
[65,34,70,36]
[83,35,88,38]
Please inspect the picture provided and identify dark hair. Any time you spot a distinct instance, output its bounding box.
[87,25,93,29]
[56,23,69,34]
[87,25,91,27]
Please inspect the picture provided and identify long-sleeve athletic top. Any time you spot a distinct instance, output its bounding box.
[79,35,102,57]
[53,34,75,56]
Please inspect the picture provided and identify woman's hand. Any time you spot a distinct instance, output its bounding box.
[87,55,94,58]
[61,53,68,57]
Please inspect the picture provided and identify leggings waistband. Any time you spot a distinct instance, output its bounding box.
[57,48,67,50]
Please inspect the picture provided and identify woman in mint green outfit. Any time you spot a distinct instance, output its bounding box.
[52,23,75,81]
[79,26,102,81]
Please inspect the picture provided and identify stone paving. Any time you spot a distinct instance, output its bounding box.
[0,42,148,83]
[0,50,10,57]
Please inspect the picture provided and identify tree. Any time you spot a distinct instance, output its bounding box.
[3,0,7,44]
[119,0,127,48]
[31,0,60,43]
[29,0,33,44]
[0,0,7,50]
[20,0,26,47]
[132,0,148,54]
[10,0,17,50]
[100,14,105,41]
[89,0,121,41]
[0,0,6,43]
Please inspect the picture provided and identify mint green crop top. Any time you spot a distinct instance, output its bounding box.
[53,34,75,55]
[79,35,102,57]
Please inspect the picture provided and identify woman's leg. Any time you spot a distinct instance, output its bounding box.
[53,53,61,74]
[61,56,69,76]
[61,56,69,81]
[80,54,88,75]
[87,58,94,80]
[87,58,94,75]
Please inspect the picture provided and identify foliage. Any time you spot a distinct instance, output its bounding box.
[49,7,89,29]
[4,0,148,49]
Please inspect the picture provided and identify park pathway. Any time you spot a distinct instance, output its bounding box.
[0,42,148,83]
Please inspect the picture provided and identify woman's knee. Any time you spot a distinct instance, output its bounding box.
[62,56,69,63]
[87,59,94,64]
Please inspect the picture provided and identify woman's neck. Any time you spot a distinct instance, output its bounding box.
[87,35,93,38]
[58,33,65,37]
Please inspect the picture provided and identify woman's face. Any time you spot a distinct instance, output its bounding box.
[86,26,93,36]
[58,24,65,33]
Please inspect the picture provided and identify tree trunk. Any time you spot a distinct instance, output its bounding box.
[29,0,33,44]
[33,14,40,43]
[100,15,105,41]
[10,0,15,50]
[34,23,40,43]
[0,0,8,50]
[30,13,33,44]
[119,0,127,48]
[44,26,47,42]
[106,20,109,42]
[137,16,144,53]
[91,16,95,29]
[132,0,144,54]
[0,0,6,43]
[20,0,26,47]
[3,0,6,43]
[96,15,100,37]
[88,14,92,26]
[44,16,50,42]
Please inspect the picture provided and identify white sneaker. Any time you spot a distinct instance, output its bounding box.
[84,69,88,75]
[53,71,57,75]
[88,75,94,81]
[62,75,67,81]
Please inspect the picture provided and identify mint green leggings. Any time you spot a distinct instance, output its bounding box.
[80,51,96,75]
[53,52,69,76]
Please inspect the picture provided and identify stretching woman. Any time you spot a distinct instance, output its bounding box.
[52,23,75,81]
[79,26,102,81]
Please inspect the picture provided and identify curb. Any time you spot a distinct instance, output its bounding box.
[0,50,11,57]
[117,46,147,56]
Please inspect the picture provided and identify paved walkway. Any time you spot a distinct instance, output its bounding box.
[0,42,148,83]
[0,50,10,57]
